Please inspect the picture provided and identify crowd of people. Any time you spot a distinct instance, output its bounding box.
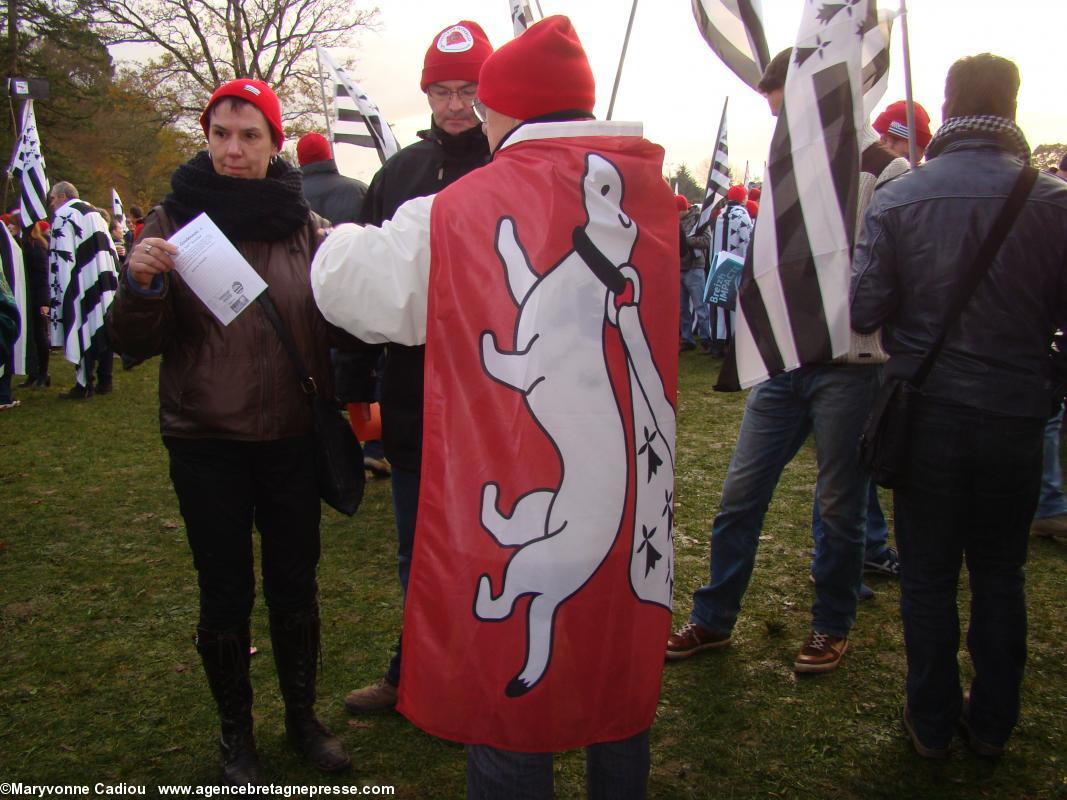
[2,11,1066,799]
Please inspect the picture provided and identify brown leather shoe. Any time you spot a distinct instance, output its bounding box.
[1031,513,1067,540]
[665,623,731,661]
[344,678,398,714]
[794,631,848,674]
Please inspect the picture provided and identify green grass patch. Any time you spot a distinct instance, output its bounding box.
[1,354,1065,798]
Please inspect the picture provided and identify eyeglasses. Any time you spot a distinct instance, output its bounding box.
[471,98,487,124]
[426,84,479,104]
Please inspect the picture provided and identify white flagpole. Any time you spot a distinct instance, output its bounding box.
[606,0,640,121]
[315,48,334,142]
[899,0,919,167]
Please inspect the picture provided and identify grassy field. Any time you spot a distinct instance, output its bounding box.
[1,353,1065,799]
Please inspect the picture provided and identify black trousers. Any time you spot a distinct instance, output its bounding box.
[165,435,321,631]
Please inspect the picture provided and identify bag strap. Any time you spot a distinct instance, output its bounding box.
[913,164,1038,386]
[256,293,318,397]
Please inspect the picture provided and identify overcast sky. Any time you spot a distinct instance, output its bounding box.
[115,0,1066,184]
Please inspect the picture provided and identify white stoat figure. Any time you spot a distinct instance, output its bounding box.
[475,152,639,697]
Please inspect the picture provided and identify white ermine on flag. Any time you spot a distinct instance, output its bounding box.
[732,0,874,389]
[317,47,400,165]
[8,100,49,226]
[47,200,119,385]
[696,97,730,231]
[111,188,125,227]
[690,0,771,92]
[509,0,535,36]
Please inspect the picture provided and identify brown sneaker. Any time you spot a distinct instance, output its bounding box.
[794,631,848,674]
[1031,513,1067,540]
[344,678,398,714]
[665,623,731,661]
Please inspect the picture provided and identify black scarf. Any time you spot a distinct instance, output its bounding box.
[425,117,490,158]
[164,151,310,242]
[926,116,1031,164]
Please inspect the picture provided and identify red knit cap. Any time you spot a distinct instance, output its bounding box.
[748,187,761,201]
[873,100,932,149]
[421,21,494,91]
[745,200,759,218]
[675,194,690,211]
[200,79,285,148]
[727,185,747,203]
[478,15,595,120]
[297,133,332,166]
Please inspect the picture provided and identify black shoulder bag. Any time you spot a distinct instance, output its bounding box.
[859,164,1038,489]
[257,293,365,516]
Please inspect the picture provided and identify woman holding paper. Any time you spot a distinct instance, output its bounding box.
[106,79,349,785]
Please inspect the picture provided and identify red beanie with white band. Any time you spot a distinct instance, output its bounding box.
[478,15,595,121]
[200,79,285,148]
[421,21,494,91]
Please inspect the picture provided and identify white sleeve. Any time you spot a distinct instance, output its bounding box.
[311,194,434,346]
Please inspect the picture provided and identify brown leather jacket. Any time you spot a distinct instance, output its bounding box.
[106,207,335,441]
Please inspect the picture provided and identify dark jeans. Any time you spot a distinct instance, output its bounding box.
[25,312,49,380]
[893,397,1041,748]
[165,435,322,630]
[82,339,113,389]
[384,464,420,686]
[466,729,650,800]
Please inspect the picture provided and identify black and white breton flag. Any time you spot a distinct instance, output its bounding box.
[111,188,125,227]
[47,200,119,385]
[691,0,771,92]
[510,0,536,36]
[731,0,876,389]
[696,97,730,231]
[0,223,27,376]
[317,47,399,165]
[8,100,49,226]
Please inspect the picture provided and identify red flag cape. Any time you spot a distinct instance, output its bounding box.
[398,124,679,751]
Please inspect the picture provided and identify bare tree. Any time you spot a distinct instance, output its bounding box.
[75,0,378,131]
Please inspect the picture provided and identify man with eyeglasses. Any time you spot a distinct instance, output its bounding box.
[340,19,494,716]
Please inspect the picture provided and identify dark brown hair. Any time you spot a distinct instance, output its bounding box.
[757,48,793,94]
[943,53,1019,120]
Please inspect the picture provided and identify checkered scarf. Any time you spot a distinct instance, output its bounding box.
[926,115,1031,163]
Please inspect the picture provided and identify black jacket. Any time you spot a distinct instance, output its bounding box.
[300,159,368,226]
[851,135,1067,419]
[354,120,490,471]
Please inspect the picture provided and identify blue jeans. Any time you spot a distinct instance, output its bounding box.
[384,464,420,687]
[466,729,649,800]
[679,269,711,344]
[812,482,888,562]
[1035,405,1067,519]
[689,364,877,639]
[893,397,1040,748]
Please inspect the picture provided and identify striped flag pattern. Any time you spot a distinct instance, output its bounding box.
[732,0,875,388]
[690,0,771,92]
[317,47,400,165]
[860,6,897,114]
[47,201,119,384]
[509,0,536,36]
[8,101,49,226]
[696,97,730,231]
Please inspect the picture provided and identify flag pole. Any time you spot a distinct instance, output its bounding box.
[315,49,334,142]
[898,0,919,167]
[532,0,544,19]
[606,0,639,121]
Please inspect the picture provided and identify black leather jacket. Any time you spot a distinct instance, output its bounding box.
[851,135,1067,419]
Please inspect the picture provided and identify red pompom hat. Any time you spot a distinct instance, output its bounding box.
[421,21,494,91]
[200,79,285,148]
[748,187,761,202]
[296,133,332,166]
[727,184,747,203]
[675,194,690,211]
[478,15,595,120]
[873,100,932,149]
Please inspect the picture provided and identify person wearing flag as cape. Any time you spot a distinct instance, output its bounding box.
[313,16,678,797]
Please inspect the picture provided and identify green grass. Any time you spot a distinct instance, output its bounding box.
[1,354,1065,798]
